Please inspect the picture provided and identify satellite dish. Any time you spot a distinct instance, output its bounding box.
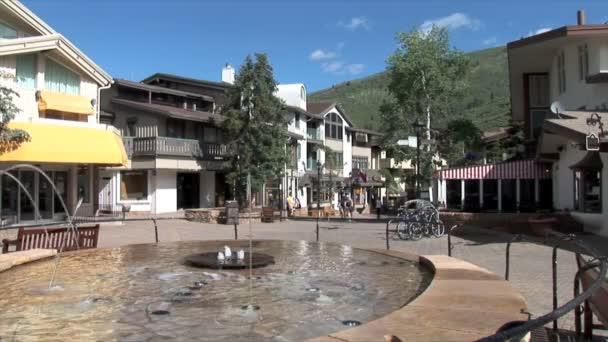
[550,101,565,118]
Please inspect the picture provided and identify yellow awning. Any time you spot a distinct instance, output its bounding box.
[37,91,95,115]
[0,122,127,166]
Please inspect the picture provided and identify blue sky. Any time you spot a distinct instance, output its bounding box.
[22,0,608,92]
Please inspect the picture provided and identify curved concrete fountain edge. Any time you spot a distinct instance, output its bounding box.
[308,250,529,342]
[0,243,527,342]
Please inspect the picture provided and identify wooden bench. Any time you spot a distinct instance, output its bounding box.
[575,253,608,339]
[261,207,277,223]
[1,225,100,254]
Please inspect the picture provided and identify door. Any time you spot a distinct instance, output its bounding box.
[98,176,113,212]
[177,173,200,209]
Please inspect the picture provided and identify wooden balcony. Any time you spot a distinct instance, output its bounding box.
[123,136,226,161]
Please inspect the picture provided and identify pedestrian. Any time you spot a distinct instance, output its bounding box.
[346,197,353,222]
[376,196,382,220]
[339,197,346,219]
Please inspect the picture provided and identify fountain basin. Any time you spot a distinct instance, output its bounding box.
[0,240,529,341]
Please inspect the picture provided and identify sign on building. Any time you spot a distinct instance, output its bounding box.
[586,133,600,151]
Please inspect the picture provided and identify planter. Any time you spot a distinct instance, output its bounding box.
[528,217,557,237]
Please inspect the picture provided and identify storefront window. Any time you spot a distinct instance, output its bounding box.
[78,166,90,203]
[120,171,148,200]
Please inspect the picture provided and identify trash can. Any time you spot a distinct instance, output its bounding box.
[225,201,239,225]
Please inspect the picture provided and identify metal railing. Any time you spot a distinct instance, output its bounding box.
[442,226,607,341]
[123,136,226,161]
[306,129,323,142]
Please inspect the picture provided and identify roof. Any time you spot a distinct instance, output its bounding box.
[346,126,382,136]
[114,79,214,102]
[0,34,112,86]
[542,110,606,142]
[142,73,233,90]
[284,105,322,120]
[307,101,355,126]
[507,24,608,50]
[570,151,603,170]
[111,98,225,124]
[0,0,56,36]
[483,127,509,143]
[286,131,304,140]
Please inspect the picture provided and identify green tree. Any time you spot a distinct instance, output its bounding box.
[221,54,287,206]
[0,72,29,153]
[379,26,470,190]
[499,119,525,160]
[436,118,483,166]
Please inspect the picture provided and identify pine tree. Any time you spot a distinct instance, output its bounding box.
[221,54,287,206]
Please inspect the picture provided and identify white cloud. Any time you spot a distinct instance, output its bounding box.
[420,13,480,33]
[310,49,338,61]
[322,61,345,73]
[482,37,497,45]
[321,61,364,75]
[526,27,551,37]
[338,16,370,31]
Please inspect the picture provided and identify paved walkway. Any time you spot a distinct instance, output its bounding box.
[95,218,608,335]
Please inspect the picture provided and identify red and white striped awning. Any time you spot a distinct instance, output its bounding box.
[438,159,551,180]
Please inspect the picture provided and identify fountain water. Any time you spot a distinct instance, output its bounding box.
[1,164,83,288]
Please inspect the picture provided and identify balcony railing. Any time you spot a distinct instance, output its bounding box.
[306,128,323,142]
[306,158,318,170]
[123,136,226,161]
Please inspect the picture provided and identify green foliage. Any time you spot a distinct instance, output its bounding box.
[309,46,510,132]
[499,119,525,159]
[221,54,287,205]
[0,72,29,152]
[436,118,483,167]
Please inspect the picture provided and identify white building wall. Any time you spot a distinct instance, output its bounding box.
[551,41,608,111]
[113,170,153,213]
[154,170,177,213]
[276,83,307,110]
[200,170,216,207]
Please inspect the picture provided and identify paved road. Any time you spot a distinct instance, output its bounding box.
[94,217,608,335]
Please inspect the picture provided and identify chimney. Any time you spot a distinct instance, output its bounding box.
[577,10,585,26]
[222,63,235,85]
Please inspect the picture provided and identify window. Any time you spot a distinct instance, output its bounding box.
[353,156,369,170]
[574,169,601,213]
[202,126,223,143]
[336,152,343,167]
[300,86,306,100]
[0,22,17,39]
[578,44,589,81]
[126,118,137,137]
[325,112,343,140]
[77,166,90,203]
[167,119,186,138]
[120,171,148,201]
[294,112,300,129]
[526,74,551,139]
[45,58,80,95]
[16,54,36,89]
[557,51,566,94]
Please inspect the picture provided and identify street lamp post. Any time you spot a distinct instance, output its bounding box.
[413,118,424,199]
[316,159,322,242]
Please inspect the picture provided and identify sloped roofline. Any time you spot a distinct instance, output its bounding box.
[0,34,112,85]
[142,73,233,90]
[507,24,608,50]
[0,0,55,35]
[307,101,355,126]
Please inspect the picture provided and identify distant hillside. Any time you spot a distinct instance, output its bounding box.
[309,46,510,131]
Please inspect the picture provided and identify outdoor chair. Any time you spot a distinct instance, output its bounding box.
[1,225,100,254]
[575,253,608,340]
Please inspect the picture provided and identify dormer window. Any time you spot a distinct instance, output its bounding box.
[0,22,17,39]
[300,86,306,101]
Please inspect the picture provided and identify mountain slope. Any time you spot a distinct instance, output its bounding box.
[309,46,510,131]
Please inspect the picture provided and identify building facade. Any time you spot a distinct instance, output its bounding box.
[508,11,608,236]
[99,72,232,214]
[0,0,122,225]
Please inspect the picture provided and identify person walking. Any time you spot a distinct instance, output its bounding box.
[346,196,353,223]
[376,196,382,220]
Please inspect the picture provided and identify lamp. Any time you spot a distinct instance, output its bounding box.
[412,118,424,198]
